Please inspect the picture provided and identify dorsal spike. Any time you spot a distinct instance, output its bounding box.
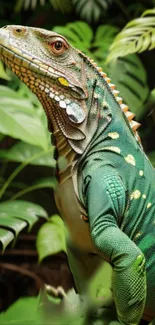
[116,96,123,104]
[109,83,115,90]
[121,104,129,112]
[125,111,135,121]
[101,71,107,78]
[113,90,119,97]
[97,67,102,72]
[130,120,141,132]
[105,77,111,83]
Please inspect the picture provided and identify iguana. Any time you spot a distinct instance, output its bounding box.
[0,25,155,325]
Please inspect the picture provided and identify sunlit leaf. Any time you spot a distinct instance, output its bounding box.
[37,215,66,262]
[0,228,14,252]
[107,8,155,62]
[0,296,42,325]
[0,200,48,251]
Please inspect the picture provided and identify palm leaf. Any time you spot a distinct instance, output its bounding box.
[72,0,112,22]
[107,8,155,62]
[0,200,48,251]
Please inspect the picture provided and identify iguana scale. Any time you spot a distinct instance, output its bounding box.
[0,25,155,325]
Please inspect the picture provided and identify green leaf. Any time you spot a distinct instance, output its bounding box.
[0,142,55,167]
[107,8,155,62]
[0,228,14,252]
[0,217,27,237]
[0,86,49,150]
[72,0,112,22]
[37,215,66,262]
[0,200,48,251]
[108,54,149,118]
[0,61,10,80]
[0,296,42,325]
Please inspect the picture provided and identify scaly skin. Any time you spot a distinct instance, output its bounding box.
[0,25,155,325]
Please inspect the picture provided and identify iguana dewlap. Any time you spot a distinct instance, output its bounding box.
[0,25,155,324]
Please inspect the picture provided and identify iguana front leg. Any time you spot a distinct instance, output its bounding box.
[83,164,146,325]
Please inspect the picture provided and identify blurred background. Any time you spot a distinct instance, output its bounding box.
[0,0,155,323]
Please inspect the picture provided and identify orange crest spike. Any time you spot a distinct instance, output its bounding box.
[105,77,111,83]
[116,96,123,105]
[113,90,119,97]
[121,104,129,112]
[130,120,141,132]
[109,83,115,90]
[125,111,135,121]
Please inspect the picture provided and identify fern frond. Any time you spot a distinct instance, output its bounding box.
[107,7,155,62]
[72,0,112,23]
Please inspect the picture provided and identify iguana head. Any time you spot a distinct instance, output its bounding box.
[0,25,140,154]
[0,25,101,153]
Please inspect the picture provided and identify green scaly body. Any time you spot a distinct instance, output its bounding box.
[0,25,155,325]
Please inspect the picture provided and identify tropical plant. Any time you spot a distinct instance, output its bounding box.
[107,8,155,62]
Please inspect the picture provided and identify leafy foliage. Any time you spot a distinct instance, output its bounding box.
[107,8,155,62]
[72,0,112,22]
[0,86,49,150]
[0,200,48,251]
[109,54,149,116]
[36,215,66,262]
[54,21,149,116]
[54,21,118,66]
[15,0,72,12]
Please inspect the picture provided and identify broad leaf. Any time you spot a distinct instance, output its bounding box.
[0,141,55,167]
[107,8,155,62]
[0,200,48,251]
[36,215,66,262]
[0,296,42,325]
[109,54,149,117]
[0,86,49,150]
[0,228,14,252]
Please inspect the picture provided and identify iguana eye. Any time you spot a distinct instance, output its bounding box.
[51,39,68,55]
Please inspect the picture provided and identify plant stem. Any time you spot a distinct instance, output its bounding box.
[0,147,54,200]
[11,184,47,200]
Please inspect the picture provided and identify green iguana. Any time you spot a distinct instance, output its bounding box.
[0,25,155,325]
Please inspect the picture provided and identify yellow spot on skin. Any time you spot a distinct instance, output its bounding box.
[108,132,119,139]
[105,146,121,154]
[58,77,69,86]
[142,194,146,199]
[125,154,136,166]
[147,202,152,209]
[139,170,144,176]
[130,190,141,200]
